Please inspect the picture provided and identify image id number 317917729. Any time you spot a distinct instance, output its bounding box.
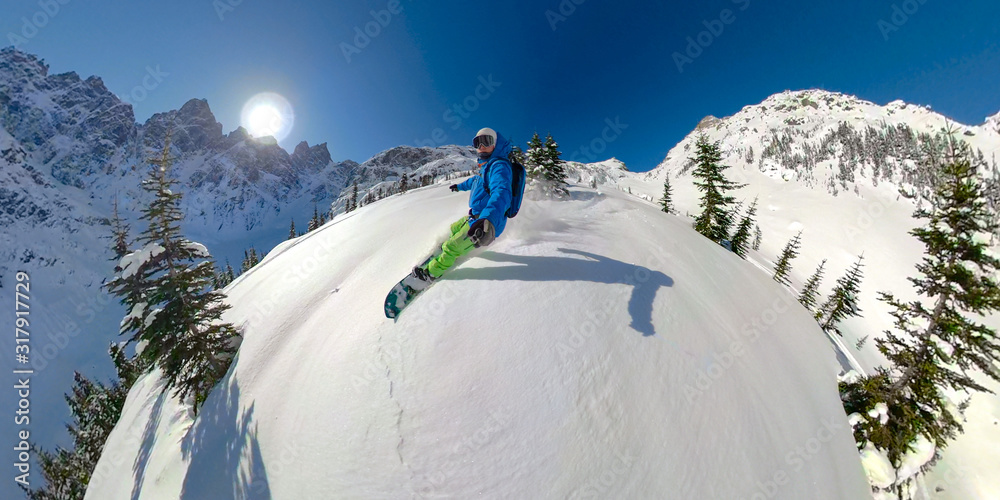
[14,271,32,488]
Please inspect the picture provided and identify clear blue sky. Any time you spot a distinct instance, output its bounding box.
[3,0,998,171]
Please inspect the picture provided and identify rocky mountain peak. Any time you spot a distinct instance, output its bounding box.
[0,47,49,79]
[141,98,223,153]
[291,141,333,173]
[695,115,720,130]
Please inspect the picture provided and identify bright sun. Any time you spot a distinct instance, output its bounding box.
[240,92,294,142]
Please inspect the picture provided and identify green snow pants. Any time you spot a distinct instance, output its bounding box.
[426,216,477,278]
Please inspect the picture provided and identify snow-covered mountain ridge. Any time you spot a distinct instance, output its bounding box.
[583,89,1000,498]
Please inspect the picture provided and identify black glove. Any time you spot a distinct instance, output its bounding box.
[449,184,459,192]
[468,218,494,247]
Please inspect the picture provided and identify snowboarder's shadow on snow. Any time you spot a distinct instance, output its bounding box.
[447,247,673,336]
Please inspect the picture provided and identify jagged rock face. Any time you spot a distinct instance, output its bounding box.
[141,98,224,154]
[356,145,472,182]
[695,115,720,130]
[987,111,1000,135]
[0,48,478,236]
[0,48,137,188]
[291,141,333,174]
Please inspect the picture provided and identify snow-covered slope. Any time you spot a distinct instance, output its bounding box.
[87,183,870,499]
[581,89,1000,498]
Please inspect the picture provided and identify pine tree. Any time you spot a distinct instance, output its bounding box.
[288,219,297,240]
[509,144,525,165]
[349,181,359,212]
[224,261,236,284]
[23,344,143,499]
[109,196,130,261]
[841,141,1000,479]
[400,173,409,193]
[816,254,865,334]
[729,199,745,229]
[691,135,746,242]
[730,197,759,258]
[524,133,546,179]
[798,259,827,310]
[746,145,755,165]
[542,134,569,197]
[772,230,802,286]
[105,133,239,411]
[660,176,674,214]
[241,247,260,274]
[752,225,763,251]
[307,206,319,232]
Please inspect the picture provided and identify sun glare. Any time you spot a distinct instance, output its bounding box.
[240,92,294,142]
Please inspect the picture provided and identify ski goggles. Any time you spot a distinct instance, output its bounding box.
[473,134,495,149]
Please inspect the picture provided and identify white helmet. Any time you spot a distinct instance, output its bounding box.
[473,127,497,149]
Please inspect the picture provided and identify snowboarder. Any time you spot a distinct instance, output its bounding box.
[412,127,514,282]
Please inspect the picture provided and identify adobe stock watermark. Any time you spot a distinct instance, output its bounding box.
[743,418,845,499]
[683,290,797,403]
[567,117,629,163]
[545,0,587,31]
[672,0,751,74]
[120,66,170,106]
[6,0,73,48]
[570,450,636,499]
[340,0,412,64]
[415,409,511,496]
[213,0,245,21]
[841,189,897,244]
[413,74,502,148]
[554,242,676,361]
[29,289,115,373]
[877,0,929,41]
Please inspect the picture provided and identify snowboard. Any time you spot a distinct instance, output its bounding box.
[384,255,437,319]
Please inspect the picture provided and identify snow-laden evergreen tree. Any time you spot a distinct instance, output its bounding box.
[798,259,827,310]
[524,133,545,178]
[752,225,763,251]
[540,134,570,198]
[840,140,1000,493]
[400,172,409,193]
[691,135,746,242]
[746,145,755,165]
[660,176,673,214]
[509,144,525,165]
[730,196,758,258]
[23,343,143,499]
[106,134,239,411]
[109,196,130,261]
[288,219,297,240]
[815,254,865,335]
[524,132,569,197]
[772,230,802,286]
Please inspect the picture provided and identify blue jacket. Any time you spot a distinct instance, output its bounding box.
[456,132,513,237]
